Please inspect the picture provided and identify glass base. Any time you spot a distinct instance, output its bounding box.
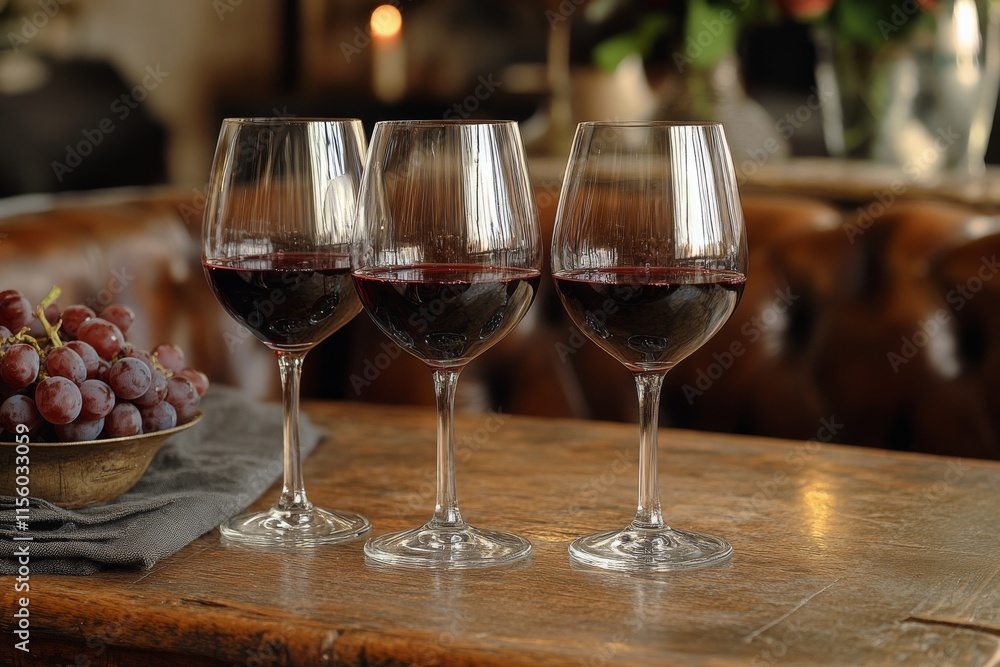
[569,525,732,572]
[364,522,532,569]
[220,505,370,547]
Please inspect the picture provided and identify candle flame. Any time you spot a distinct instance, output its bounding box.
[371,5,402,39]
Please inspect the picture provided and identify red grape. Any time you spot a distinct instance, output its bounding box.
[64,340,101,379]
[107,357,152,400]
[35,376,83,425]
[76,318,125,360]
[99,304,135,334]
[44,302,60,323]
[176,404,199,425]
[26,320,44,338]
[123,345,157,372]
[60,305,95,338]
[1,344,40,389]
[55,417,105,442]
[165,375,198,406]
[45,346,87,384]
[154,343,185,372]
[132,370,168,408]
[139,401,176,433]
[175,368,209,397]
[104,402,142,437]
[166,375,199,423]
[0,295,33,331]
[0,288,210,442]
[0,395,41,432]
[79,379,115,420]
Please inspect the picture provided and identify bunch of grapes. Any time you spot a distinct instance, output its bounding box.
[0,287,208,442]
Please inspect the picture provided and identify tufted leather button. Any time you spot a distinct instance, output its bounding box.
[924,228,1000,459]
[665,195,842,439]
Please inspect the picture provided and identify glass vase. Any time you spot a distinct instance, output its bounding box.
[815,0,1000,176]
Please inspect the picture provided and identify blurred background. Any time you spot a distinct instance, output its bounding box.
[4,0,996,196]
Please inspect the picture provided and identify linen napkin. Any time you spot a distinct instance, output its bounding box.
[0,386,320,575]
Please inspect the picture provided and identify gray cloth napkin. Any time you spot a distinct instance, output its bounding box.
[0,386,321,575]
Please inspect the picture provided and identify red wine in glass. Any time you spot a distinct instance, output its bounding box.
[552,121,748,571]
[552,267,746,370]
[353,264,541,366]
[353,119,541,568]
[202,117,370,547]
[205,252,360,349]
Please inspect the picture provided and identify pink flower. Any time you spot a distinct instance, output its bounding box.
[774,0,835,19]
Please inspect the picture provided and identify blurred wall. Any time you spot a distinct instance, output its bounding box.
[6,0,282,187]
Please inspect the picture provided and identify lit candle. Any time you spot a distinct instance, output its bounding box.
[371,5,405,104]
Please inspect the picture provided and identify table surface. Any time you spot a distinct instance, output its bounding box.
[3,401,1000,666]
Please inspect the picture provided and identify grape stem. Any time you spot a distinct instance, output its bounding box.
[13,330,42,353]
[150,354,172,376]
[34,285,63,347]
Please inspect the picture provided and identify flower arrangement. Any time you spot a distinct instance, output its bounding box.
[590,0,940,72]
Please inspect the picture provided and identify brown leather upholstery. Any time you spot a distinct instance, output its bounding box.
[661,199,1000,459]
[923,226,1000,458]
[2,187,998,459]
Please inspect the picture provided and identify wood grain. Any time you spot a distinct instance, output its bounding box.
[3,401,1000,666]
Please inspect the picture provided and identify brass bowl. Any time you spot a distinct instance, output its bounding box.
[0,414,202,509]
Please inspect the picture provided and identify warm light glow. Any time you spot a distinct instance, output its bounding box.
[370,4,405,102]
[953,0,982,87]
[955,0,981,53]
[371,5,402,39]
[802,482,833,541]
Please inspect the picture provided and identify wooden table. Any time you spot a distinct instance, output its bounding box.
[3,402,1000,666]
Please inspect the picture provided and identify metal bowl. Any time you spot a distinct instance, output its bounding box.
[0,414,202,508]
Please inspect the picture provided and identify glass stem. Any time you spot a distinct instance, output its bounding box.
[632,371,667,530]
[275,350,312,512]
[429,368,464,528]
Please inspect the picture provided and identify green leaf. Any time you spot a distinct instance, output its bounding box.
[741,0,782,25]
[635,13,672,51]
[683,0,742,69]
[594,33,647,72]
[592,13,673,72]
[834,0,908,46]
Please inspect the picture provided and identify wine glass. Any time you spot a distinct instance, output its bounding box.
[352,120,541,568]
[552,121,748,571]
[202,118,371,546]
